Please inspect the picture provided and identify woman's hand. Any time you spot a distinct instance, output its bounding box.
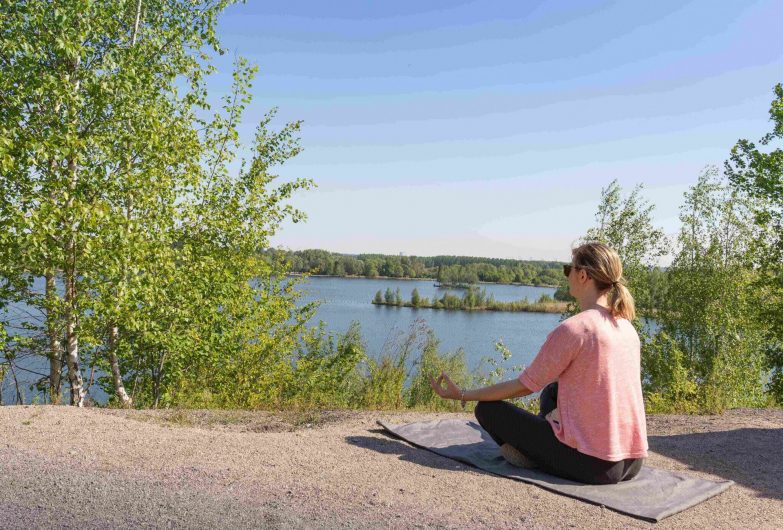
[429,371,462,400]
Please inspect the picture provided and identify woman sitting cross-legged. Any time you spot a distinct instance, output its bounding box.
[430,242,648,485]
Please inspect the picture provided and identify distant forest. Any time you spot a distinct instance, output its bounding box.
[267,249,566,287]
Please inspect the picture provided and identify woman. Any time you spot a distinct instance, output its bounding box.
[429,242,647,485]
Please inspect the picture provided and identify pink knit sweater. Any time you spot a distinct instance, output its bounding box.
[519,307,649,461]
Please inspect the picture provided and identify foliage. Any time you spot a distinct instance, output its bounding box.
[575,173,774,413]
[357,320,428,409]
[212,319,498,413]
[473,340,538,413]
[405,329,470,411]
[372,286,565,313]
[410,288,421,307]
[642,332,701,414]
[283,322,367,409]
[552,284,573,302]
[725,82,783,404]
[646,168,770,412]
[0,0,312,407]
[582,180,669,322]
[277,249,566,286]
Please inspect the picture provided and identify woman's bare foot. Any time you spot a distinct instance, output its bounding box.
[500,443,538,469]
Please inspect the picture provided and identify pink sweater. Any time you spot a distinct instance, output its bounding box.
[519,308,648,461]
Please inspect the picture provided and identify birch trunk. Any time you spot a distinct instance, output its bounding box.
[64,55,85,407]
[132,0,142,45]
[45,272,63,404]
[106,161,135,407]
[107,322,132,407]
[10,364,23,404]
[64,227,85,407]
[45,98,65,404]
[101,0,143,409]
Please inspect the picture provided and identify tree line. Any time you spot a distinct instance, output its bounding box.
[270,248,565,287]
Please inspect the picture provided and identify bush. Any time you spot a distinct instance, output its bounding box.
[642,327,769,414]
[406,330,470,411]
[641,332,700,413]
[152,319,551,414]
[286,321,367,408]
[359,355,408,409]
[553,285,573,302]
[358,321,427,408]
[473,340,538,414]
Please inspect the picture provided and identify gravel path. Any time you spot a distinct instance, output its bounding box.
[1,406,781,529]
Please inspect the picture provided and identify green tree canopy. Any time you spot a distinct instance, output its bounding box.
[645,168,769,411]
[0,0,313,408]
[579,180,668,322]
[725,82,783,401]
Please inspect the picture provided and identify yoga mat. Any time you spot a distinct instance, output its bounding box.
[378,419,733,522]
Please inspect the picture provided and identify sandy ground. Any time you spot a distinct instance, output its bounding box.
[0,406,781,529]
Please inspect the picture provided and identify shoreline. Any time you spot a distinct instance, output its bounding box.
[287,272,559,289]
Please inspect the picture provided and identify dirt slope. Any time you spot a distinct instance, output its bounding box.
[1,406,781,529]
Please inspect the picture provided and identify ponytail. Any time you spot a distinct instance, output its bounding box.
[607,282,635,321]
[572,242,636,321]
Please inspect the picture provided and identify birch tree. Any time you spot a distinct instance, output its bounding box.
[579,180,669,321]
[725,83,783,403]
[1,0,246,406]
[645,168,769,411]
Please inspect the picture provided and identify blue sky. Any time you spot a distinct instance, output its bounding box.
[211,0,782,261]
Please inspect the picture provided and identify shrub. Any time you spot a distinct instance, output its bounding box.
[286,321,367,409]
[406,330,470,411]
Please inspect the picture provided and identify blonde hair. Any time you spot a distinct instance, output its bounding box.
[571,242,636,321]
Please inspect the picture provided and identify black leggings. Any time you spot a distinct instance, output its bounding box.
[474,383,643,485]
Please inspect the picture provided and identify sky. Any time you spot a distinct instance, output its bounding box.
[209,0,783,262]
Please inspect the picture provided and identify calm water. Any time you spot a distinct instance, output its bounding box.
[1,276,560,404]
[296,276,560,370]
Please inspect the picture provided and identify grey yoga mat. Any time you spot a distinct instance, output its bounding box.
[377,419,733,522]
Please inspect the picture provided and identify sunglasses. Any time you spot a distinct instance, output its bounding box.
[563,264,573,277]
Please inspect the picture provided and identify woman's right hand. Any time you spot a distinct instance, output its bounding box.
[429,372,462,401]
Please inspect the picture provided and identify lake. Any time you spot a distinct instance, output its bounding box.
[1,276,560,404]
[297,276,560,367]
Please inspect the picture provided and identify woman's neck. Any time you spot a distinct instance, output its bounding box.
[577,290,610,312]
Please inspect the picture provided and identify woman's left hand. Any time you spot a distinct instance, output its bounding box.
[429,372,461,400]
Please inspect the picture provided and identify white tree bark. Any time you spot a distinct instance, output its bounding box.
[131,0,142,45]
[64,221,85,407]
[108,322,132,407]
[64,56,85,407]
[45,272,63,404]
[102,0,142,409]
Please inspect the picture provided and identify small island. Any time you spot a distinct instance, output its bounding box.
[371,287,567,314]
